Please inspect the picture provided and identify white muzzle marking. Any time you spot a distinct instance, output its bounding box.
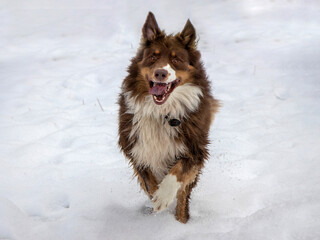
[162,64,177,83]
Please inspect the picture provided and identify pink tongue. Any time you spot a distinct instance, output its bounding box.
[149,84,167,95]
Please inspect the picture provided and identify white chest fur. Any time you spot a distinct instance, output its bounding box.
[124,84,203,182]
[130,116,185,181]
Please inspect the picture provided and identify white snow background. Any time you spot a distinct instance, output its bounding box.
[1,0,320,239]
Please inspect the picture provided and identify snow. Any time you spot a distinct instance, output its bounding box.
[1,0,320,239]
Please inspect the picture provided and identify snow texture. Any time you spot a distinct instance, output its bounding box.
[1,0,320,239]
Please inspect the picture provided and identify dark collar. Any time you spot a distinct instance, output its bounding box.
[165,113,181,127]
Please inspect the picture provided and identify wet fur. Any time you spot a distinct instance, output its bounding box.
[118,12,219,223]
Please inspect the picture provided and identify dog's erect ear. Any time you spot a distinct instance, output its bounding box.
[179,19,196,48]
[142,12,161,41]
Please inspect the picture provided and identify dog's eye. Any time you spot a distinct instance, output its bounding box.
[150,55,157,62]
[172,58,180,64]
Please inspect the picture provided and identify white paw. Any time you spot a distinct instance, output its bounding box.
[152,174,181,212]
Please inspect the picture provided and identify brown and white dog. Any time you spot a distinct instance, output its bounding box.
[118,12,219,223]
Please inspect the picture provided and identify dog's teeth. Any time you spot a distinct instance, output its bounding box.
[153,95,166,102]
[165,83,171,93]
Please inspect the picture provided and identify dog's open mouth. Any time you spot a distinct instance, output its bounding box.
[148,79,180,105]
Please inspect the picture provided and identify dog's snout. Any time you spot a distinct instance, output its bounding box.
[154,69,168,81]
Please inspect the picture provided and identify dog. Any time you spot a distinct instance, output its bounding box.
[118,12,219,223]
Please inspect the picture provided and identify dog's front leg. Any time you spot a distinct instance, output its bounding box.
[134,166,159,199]
[152,159,200,213]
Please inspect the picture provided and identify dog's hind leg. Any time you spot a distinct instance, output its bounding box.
[209,98,220,125]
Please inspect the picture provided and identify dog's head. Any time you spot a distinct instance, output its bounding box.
[138,12,201,105]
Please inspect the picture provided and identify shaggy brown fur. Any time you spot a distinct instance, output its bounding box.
[118,12,219,223]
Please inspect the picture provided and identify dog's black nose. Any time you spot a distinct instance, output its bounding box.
[154,69,168,81]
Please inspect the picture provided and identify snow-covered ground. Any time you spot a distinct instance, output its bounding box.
[1,0,320,239]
